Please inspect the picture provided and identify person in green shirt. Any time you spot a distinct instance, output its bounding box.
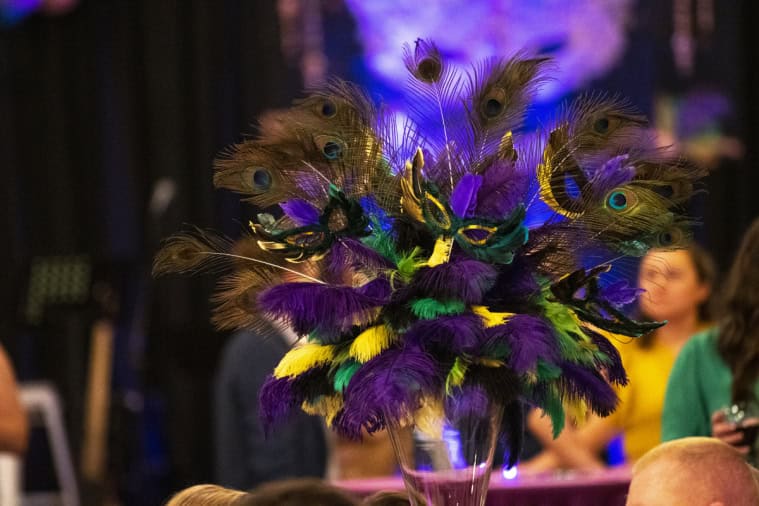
[662,217,759,458]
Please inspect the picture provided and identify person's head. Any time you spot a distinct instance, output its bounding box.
[717,217,759,403]
[239,478,359,506]
[626,437,759,506]
[165,484,248,506]
[638,244,715,324]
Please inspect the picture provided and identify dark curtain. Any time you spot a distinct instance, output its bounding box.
[1,1,299,503]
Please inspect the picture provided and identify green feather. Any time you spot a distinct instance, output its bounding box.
[539,289,595,364]
[396,247,426,281]
[362,224,400,263]
[334,360,361,393]
[410,298,466,319]
[544,388,566,438]
[536,359,562,382]
[445,357,469,394]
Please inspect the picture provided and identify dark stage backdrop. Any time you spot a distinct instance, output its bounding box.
[1,0,758,505]
[0,1,300,503]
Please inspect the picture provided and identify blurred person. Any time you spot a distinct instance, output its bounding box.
[626,437,759,506]
[0,344,28,455]
[164,484,248,506]
[663,217,759,455]
[239,477,358,506]
[522,244,716,471]
[214,239,328,489]
[214,325,328,489]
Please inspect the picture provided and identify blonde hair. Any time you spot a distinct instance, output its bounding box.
[165,484,248,506]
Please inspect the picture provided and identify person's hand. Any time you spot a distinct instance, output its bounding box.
[711,409,756,455]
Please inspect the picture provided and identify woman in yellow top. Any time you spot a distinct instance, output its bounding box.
[521,244,716,470]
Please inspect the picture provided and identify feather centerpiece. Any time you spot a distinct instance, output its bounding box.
[153,39,704,463]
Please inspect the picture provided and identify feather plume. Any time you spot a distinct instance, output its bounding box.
[445,384,490,421]
[258,279,391,336]
[348,325,396,363]
[339,346,443,438]
[487,315,560,374]
[445,357,469,393]
[449,174,483,218]
[466,55,550,163]
[411,259,498,305]
[410,298,466,320]
[403,313,488,355]
[273,343,338,379]
[558,361,618,416]
[152,228,233,276]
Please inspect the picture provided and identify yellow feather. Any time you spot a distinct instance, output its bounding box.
[475,357,505,368]
[564,399,590,426]
[274,343,337,379]
[471,305,514,328]
[348,325,395,363]
[414,396,445,440]
[302,395,344,426]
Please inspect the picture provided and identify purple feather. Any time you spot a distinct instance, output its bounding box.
[280,199,321,226]
[258,279,391,336]
[445,384,490,421]
[259,367,334,434]
[476,161,528,219]
[412,259,497,305]
[259,374,301,434]
[338,346,442,438]
[450,174,483,218]
[559,362,618,416]
[356,277,393,299]
[328,239,395,275]
[590,155,635,198]
[485,260,541,306]
[588,331,628,386]
[487,315,559,374]
[599,280,643,308]
[403,313,488,355]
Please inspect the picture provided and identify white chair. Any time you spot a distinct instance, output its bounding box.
[19,382,80,506]
[0,452,21,506]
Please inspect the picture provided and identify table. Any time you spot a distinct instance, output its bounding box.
[335,467,630,506]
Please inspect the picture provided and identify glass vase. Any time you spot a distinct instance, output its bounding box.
[385,399,503,506]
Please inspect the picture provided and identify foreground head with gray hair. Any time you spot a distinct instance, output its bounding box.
[626,437,759,506]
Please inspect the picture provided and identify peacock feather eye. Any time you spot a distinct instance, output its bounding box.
[417,57,442,83]
[321,99,337,117]
[607,190,628,211]
[481,88,507,119]
[323,141,343,160]
[594,117,610,133]
[658,227,683,247]
[251,168,272,190]
[485,99,503,117]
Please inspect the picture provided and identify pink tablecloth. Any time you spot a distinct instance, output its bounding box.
[335,467,630,506]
